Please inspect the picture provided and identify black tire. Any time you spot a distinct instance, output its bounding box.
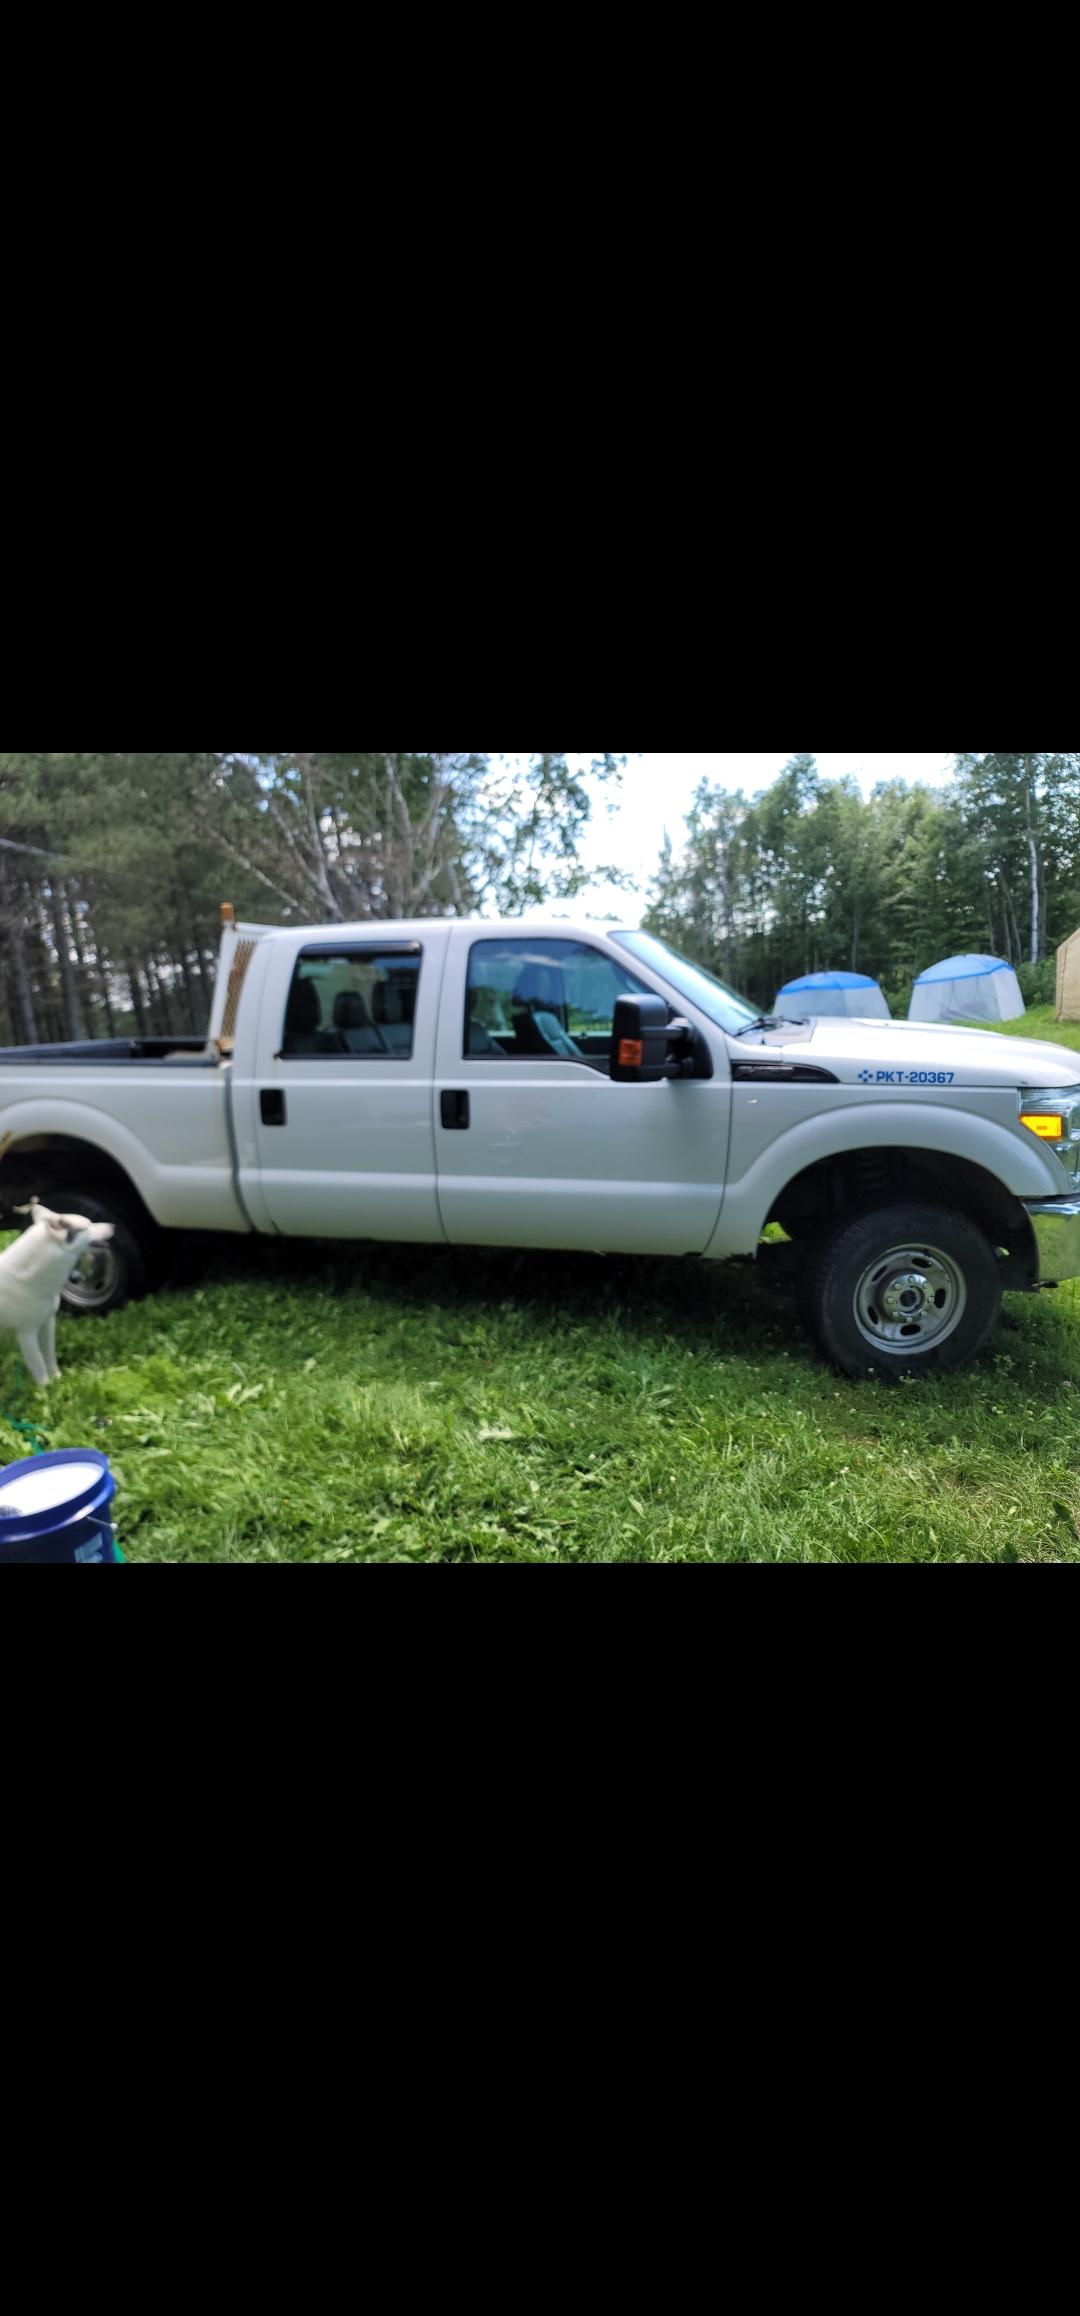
[47,1186,153,1318]
[800,1202,1003,1381]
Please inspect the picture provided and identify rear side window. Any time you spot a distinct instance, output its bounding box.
[465,939,653,1071]
[282,947,422,1060]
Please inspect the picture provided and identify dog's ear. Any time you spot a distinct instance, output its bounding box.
[15,1198,58,1230]
[88,1223,115,1244]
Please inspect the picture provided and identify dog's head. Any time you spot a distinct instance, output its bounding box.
[16,1200,115,1257]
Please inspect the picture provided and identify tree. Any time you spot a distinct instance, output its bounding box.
[183,754,627,924]
[954,754,1080,966]
[0,750,627,1043]
[641,756,1080,1011]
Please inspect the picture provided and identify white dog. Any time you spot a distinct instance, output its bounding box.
[0,1201,115,1387]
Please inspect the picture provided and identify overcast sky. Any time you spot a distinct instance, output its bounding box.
[570,752,955,917]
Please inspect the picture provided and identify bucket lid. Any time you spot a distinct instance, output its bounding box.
[0,1450,114,1540]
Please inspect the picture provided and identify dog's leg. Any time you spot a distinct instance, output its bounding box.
[41,1308,60,1383]
[17,1330,52,1389]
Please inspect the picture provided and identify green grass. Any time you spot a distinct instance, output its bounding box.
[5,998,1080,1564]
[4,1228,1080,1564]
[993,1005,1080,1053]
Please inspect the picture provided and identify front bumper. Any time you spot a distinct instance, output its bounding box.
[1024,1199,1080,1285]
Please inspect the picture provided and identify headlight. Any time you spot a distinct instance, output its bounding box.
[1019,1088,1080,1184]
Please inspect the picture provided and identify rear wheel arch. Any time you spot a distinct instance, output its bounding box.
[0,1133,154,1227]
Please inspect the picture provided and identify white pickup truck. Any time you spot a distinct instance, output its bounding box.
[2,915,1079,1379]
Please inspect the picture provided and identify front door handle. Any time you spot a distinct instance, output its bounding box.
[261,1089,287,1128]
[440,1090,470,1131]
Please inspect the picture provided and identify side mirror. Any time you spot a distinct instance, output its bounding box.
[611,997,712,1082]
[611,996,678,1083]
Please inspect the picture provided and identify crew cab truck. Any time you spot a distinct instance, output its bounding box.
[2,915,1080,1380]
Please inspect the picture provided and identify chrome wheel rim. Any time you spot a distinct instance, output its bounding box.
[62,1243,121,1312]
[853,1242,966,1355]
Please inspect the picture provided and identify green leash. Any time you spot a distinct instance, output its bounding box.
[3,1413,48,1455]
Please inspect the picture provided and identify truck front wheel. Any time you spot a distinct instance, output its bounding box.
[801,1203,1003,1380]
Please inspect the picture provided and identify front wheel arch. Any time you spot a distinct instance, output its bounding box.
[767,1147,1039,1290]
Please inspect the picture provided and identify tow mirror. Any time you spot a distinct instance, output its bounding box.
[612,995,688,1083]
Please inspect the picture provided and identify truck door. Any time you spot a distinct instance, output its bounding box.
[246,930,450,1241]
[434,931,731,1254]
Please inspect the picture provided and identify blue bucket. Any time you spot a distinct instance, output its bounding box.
[0,1450,121,1565]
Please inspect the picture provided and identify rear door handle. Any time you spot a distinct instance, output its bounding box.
[261,1090,287,1127]
[440,1090,470,1131]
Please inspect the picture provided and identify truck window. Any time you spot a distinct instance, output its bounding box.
[282,948,422,1060]
[465,940,652,1071]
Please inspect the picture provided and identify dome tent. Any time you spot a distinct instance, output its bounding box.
[909,955,1024,1025]
[1058,929,1080,1021]
[775,971,891,1021]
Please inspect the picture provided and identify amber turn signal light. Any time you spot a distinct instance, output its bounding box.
[1021,1113,1065,1140]
[619,1039,644,1069]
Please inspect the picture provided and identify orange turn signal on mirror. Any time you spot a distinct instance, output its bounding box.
[1021,1113,1065,1140]
[619,1039,644,1069]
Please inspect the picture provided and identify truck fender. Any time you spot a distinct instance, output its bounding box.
[711,1102,1060,1259]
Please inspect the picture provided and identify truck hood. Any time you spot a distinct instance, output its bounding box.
[732,1015,1080,1090]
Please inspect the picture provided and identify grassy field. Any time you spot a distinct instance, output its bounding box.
[993,1005,1080,1053]
[2,1230,1079,1565]
[3,1002,1080,1565]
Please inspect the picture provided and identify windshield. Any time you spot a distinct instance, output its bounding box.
[611,932,760,1036]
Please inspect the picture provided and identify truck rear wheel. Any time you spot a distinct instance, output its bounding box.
[48,1186,153,1318]
[800,1202,1003,1380]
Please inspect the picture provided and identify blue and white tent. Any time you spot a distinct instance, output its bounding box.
[775,970,891,1020]
[909,955,1024,1025]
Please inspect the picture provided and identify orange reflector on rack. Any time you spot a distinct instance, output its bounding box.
[619,1039,644,1069]
[1021,1113,1065,1140]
